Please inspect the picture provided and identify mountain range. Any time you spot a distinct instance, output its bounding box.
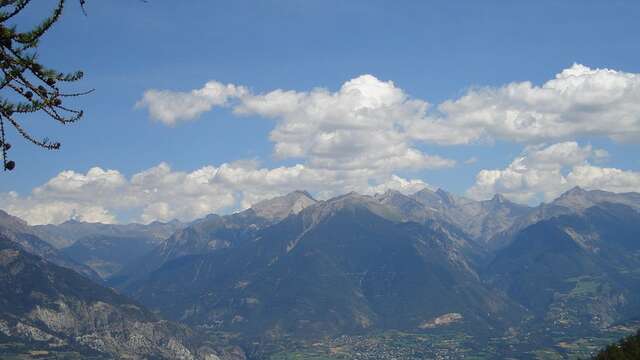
[1,186,639,358]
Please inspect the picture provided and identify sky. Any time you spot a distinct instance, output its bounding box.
[1,0,640,225]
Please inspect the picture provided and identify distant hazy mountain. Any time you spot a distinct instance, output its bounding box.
[32,219,184,249]
[6,218,186,279]
[124,193,521,339]
[410,188,533,244]
[0,234,244,359]
[0,210,102,282]
[487,202,640,333]
[62,234,158,279]
[374,188,533,249]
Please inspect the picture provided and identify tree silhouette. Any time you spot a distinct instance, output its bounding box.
[592,330,640,360]
[0,0,90,171]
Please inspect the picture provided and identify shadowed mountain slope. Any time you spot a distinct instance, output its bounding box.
[32,219,184,249]
[109,191,317,288]
[487,202,640,333]
[125,193,521,339]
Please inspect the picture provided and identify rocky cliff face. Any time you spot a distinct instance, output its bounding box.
[0,235,245,360]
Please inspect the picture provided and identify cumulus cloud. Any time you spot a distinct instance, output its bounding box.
[12,74,468,224]
[464,157,478,165]
[366,175,432,195]
[16,65,639,224]
[135,81,248,125]
[139,64,640,146]
[0,163,234,225]
[0,162,435,225]
[466,142,640,203]
[412,64,640,144]
[566,166,640,194]
[138,74,456,174]
[1,191,117,225]
[234,75,455,171]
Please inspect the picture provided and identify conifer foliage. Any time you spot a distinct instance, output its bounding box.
[593,330,640,360]
[0,0,89,171]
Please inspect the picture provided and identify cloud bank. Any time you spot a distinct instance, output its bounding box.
[139,64,640,145]
[3,64,640,224]
[467,141,640,203]
[1,162,432,225]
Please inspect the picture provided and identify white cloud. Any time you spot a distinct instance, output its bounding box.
[4,142,637,224]
[464,157,478,165]
[411,64,640,144]
[138,74,455,175]
[467,142,640,203]
[0,162,435,225]
[1,192,117,225]
[32,167,127,200]
[17,65,638,224]
[366,175,432,196]
[0,163,236,225]
[566,165,640,194]
[129,75,457,222]
[135,81,248,125]
[139,64,640,146]
[234,75,454,172]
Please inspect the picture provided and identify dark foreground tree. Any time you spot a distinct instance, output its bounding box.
[592,330,640,360]
[0,0,90,171]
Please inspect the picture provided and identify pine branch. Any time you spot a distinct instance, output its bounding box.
[0,0,89,171]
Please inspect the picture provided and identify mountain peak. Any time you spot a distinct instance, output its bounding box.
[251,190,317,221]
[414,187,436,195]
[328,191,371,204]
[292,189,314,198]
[60,218,85,226]
[551,187,640,212]
[375,189,405,200]
[411,187,443,206]
[553,186,594,209]
[308,192,402,222]
[375,189,424,208]
[491,193,507,203]
[436,188,457,205]
[0,209,29,229]
[563,186,587,196]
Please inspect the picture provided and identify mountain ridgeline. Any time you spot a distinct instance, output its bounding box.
[1,187,640,358]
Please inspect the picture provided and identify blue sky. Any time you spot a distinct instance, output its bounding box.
[1,0,640,224]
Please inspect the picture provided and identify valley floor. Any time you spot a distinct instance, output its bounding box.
[221,321,640,360]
